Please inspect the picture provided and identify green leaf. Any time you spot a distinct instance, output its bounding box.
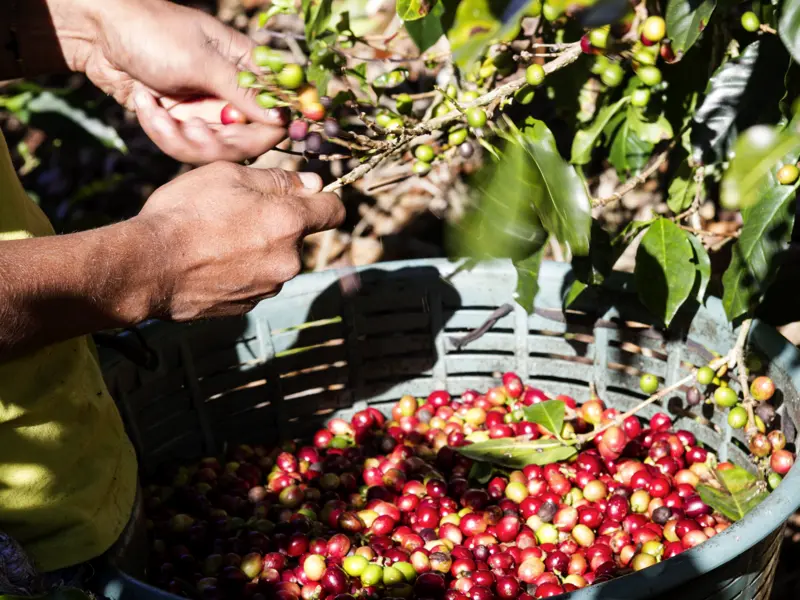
[405,0,458,51]
[397,0,435,20]
[665,0,716,57]
[614,218,657,245]
[26,91,127,153]
[450,140,548,263]
[697,466,768,521]
[571,97,630,165]
[306,63,332,97]
[302,0,333,42]
[686,232,711,302]
[628,108,674,144]
[634,218,696,326]
[608,111,655,180]
[720,124,800,210]
[721,157,799,320]
[667,159,698,213]
[445,0,528,69]
[468,461,495,484]
[455,437,578,469]
[514,245,547,313]
[691,41,760,166]
[779,0,800,64]
[517,119,593,255]
[523,400,566,436]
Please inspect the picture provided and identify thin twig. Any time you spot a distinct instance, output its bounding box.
[592,143,674,207]
[679,225,740,238]
[675,166,705,221]
[733,319,756,435]
[577,355,730,444]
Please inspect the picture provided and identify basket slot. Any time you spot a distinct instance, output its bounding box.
[529,335,593,358]
[359,334,432,358]
[529,357,594,381]
[361,355,436,380]
[356,312,431,337]
[351,288,438,314]
[200,361,271,399]
[206,382,273,420]
[605,326,668,352]
[274,342,347,376]
[279,389,347,419]
[605,346,668,377]
[270,321,347,355]
[445,355,515,375]
[133,389,193,430]
[443,309,515,332]
[279,364,348,398]
[445,332,517,354]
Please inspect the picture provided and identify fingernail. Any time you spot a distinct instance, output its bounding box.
[134,90,154,112]
[298,172,322,190]
[267,107,290,126]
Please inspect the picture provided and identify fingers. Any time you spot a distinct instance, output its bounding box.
[203,51,276,125]
[134,89,286,164]
[164,97,289,129]
[297,191,347,235]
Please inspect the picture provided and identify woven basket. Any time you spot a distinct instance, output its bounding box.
[94,259,800,600]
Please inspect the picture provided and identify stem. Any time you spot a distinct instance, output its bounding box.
[577,355,730,445]
[592,143,674,208]
[733,319,756,435]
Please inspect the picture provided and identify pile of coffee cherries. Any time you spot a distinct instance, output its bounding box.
[143,371,794,600]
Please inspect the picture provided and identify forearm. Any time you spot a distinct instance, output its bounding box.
[0,218,163,360]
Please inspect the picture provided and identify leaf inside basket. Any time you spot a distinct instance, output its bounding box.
[455,437,577,469]
[697,465,768,522]
[523,400,567,437]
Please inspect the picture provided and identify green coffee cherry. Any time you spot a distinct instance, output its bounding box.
[639,374,659,395]
[414,144,435,163]
[448,128,468,146]
[631,88,651,108]
[395,93,413,115]
[526,64,546,86]
[741,11,761,32]
[466,107,488,128]
[697,366,715,385]
[727,406,748,429]
[638,66,663,87]
[714,386,738,408]
[601,63,625,88]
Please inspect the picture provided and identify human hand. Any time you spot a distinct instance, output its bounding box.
[52,0,287,163]
[136,164,344,320]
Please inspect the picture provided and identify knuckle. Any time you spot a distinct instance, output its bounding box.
[275,254,303,282]
[259,169,300,196]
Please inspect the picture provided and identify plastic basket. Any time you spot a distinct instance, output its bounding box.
[93,258,800,600]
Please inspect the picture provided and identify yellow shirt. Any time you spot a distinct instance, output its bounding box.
[0,130,138,572]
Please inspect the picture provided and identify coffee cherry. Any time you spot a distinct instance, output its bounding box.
[768,430,786,451]
[466,108,487,128]
[323,118,341,138]
[238,71,257,88]
[697,366,715,385]
[253,46,285,72]
[448,128,468,146]
[396,93,413,115]
[413,161,432,175]
[777,165,799,185]
[771,449,794,475]
[278,64,305,90]
[727,406,748,429]
[304,555,327,581]
[256,92,279,109]
[343,556,368,577]
[385,117,404,131]
[639,374,659,395]
[631,88,651,108]
[526,64,546,86]
[589,27,610,50]
[302,103,326,122]
[289,120,309,141]
[749,433,772,458]
[686,386,702,406]
[461,90,479,102]
[642,16,666,43]
[756,402,776,426]
[415,145,435,163]
[768,471,783,490]
[580,34,597,55]
[741,11,761,32]
[638,66,662,86]
[221,104,247,125]
[515,86,536,105]
[459,142,475,158]
[632,553,657,571]
[601,63,625,87]
[306,133,323,153]
[714,386,738,408]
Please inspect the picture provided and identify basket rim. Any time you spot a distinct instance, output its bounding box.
[96,258,800,600]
